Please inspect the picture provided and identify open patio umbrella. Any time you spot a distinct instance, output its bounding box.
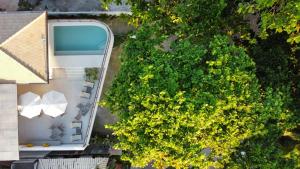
[41,90,68,117]
[19,92,42,118]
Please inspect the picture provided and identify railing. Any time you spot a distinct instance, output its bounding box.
[83,22,113,147]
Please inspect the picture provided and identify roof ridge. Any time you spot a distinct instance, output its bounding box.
[0,12,45,46]
[0,47,47,82]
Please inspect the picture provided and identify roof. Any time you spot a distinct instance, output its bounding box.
[0,12,48,83]
[11,159,38,169]
[0,12,41,43]
[0,84,19,161]
[37,157,109,169]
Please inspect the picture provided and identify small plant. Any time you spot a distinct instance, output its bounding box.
[42,143,49,147]
[85,68,99,82]
[107,156,131,169]
[91,134,117,147]
[18,0,35,11]
[25,143,33,147]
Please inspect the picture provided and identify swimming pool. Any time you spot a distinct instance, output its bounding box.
[54,26,108,55]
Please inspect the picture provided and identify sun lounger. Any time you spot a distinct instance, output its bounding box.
[82,86,88,92]
[75,127,82,135]
[80,91,90,99]
[72,121,82,128]
[82,86,93,94]
[81,103,91,116]
[71,134,82,141]
[83,81,94,88]
[75,112,82,120]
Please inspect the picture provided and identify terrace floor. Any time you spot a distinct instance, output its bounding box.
[17,68,98,145]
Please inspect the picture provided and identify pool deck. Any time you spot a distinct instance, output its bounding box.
[17,68,98,145]
[17,19,114,151]
[48,20,109,69]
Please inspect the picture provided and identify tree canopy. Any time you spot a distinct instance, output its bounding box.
[104,27,297,168]
[238,0,300,44]
[100,0,300,168]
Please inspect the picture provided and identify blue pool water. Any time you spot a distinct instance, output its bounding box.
[54,26,108,55]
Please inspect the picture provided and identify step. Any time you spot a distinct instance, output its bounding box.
[64,68,85,79]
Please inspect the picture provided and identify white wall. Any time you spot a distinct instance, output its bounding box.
[19,144,85,151]
[50,55,104,68]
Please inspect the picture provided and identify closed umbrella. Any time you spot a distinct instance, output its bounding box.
[19,92,42,118]
[41,90,68,117]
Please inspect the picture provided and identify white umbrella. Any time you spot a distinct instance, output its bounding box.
[41,90,68,117]
[19,92,42,118]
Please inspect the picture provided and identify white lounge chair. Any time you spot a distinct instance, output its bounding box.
[80,91,90,99]
[83,81,94,88]
[71,121,82,128]
[71,134,82,141]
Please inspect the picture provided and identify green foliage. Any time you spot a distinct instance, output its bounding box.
[101,0,227,38]
[91,134,117,147]
[103,28,294,168]
[249,41,293,89]
[224,84,299,169]
[99,0,300,168]
[238,0,300,44]
[18,0,35,11]
[85,68,99,82]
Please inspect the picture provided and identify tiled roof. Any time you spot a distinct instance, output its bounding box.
[0,12,41,43]
[0,12,48,83]
[0,84,19,161]
[38,157,109,169]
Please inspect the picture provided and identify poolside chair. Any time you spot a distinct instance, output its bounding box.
[80,91,91,99]
[80,103,91,116]
[74,127,82,135]
[82,86,88,92]
[72,121,82,129]
[77,103,85,109]
[83,86,93,94]
[71,134,82,141]
[83,81,94,88]
[75,112,82,121]
[49,124,56,130]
